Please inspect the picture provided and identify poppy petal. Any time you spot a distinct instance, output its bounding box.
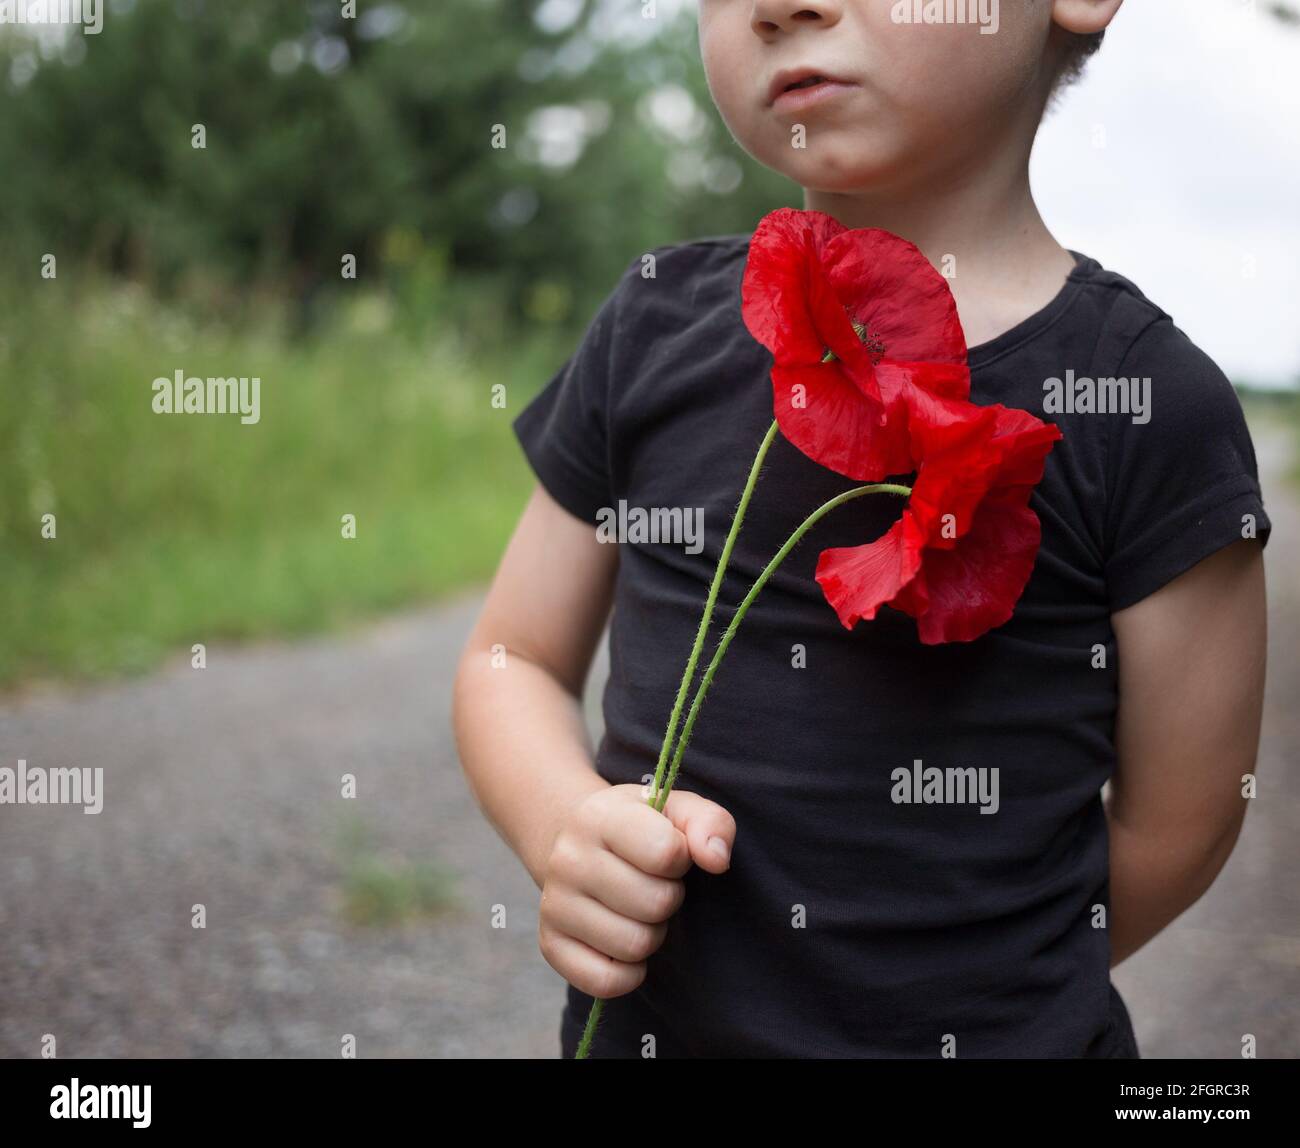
[743,209,861,366]
[771,362,899,482]
[875,360,971,405]
[821,227,967,364]
[911,498,1044,644]
[814,389,1063,643]
[814,516,926,630]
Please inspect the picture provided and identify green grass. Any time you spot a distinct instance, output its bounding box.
[340,854,461,927]
[334,814,461,927]
[0,276,561,687]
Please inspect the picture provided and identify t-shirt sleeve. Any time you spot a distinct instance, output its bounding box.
[511,255,641,526]
[1103,319,1272,612]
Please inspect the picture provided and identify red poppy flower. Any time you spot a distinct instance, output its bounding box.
[814,388,1063,644]
[741,207,970,481]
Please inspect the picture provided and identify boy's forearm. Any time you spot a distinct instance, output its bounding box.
[453,649,609,889]
[1106,540,1265,969]
[1105,809,1244,968]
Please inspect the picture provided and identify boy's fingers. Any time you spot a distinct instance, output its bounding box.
[539,925,647,1000]
[544,887,669,964]
[576,848,686,923]
[660,790,737,874]
[599,799,692,878]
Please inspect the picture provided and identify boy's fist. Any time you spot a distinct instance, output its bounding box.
[537,783,736,1000]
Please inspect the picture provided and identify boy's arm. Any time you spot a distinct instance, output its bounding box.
[453,484,736,1000]
[1106,537,1267,967]
[452,484,618,888]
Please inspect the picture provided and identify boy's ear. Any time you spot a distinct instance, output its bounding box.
[1052,0,1124,36]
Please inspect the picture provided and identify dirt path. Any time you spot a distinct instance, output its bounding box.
[0,597,580,1057]
[0,422,1296,1059]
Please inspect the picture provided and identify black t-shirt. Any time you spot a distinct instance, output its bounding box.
[512,233,1272,1058]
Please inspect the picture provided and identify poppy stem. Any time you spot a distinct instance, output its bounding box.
[576,418,779,1060]
[652,481,911,813]
[645,419,780,806]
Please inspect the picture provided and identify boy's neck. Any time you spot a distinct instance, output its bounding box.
[803,153,1078,350]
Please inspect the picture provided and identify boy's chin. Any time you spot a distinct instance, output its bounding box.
[774,149,906,197]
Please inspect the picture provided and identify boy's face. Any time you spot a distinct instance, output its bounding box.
[698,0,1057,195]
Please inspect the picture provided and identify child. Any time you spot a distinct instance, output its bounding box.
[452,0,1271,1057]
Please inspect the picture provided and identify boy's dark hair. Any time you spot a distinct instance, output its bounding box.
[1055,29,1105,90]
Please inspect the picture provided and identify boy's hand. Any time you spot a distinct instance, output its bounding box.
[537,783,736,1000]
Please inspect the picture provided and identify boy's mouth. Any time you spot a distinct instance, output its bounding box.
[767,68,857,111]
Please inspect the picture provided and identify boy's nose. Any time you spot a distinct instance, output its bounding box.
[751,0,842,38]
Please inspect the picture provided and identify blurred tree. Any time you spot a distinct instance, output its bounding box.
[0,0,796,336]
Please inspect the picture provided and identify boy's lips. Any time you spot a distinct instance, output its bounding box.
[766,68,858,114]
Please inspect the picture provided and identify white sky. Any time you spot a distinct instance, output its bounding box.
[1032,0,1300,387]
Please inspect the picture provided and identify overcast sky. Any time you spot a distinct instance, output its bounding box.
[1032,0,1300,387]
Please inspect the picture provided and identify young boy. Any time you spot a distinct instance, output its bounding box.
[453,0,1271,1057]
